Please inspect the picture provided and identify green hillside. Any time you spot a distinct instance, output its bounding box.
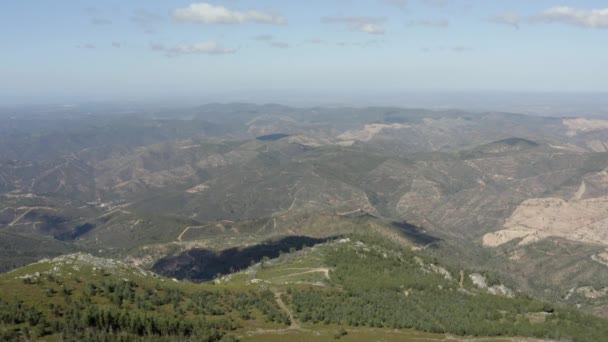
[4,103,608,336]
[2,232,607,341]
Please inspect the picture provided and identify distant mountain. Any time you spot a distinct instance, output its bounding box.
[4,103,608,321]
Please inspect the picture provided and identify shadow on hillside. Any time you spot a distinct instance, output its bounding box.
[256,133,291,141]
[153,236,332,282]
[391,221,441,247]
[55,223,96,241]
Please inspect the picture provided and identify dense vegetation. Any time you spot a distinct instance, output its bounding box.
[0,232,75,273]
[285,235,608,342]
[3,234,608,341]
[5,102,608,321]
[0,272,288,341]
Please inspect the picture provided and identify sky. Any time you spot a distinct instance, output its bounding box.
[1,0,608,105]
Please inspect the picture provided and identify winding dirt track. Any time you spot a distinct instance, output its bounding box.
[276,268,330,280]
[177,225,206,242]
[273,291,299,329]
[7,206,56,226]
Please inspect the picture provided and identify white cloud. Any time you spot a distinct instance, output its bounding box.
[249,34,289,49]
[451,46,473,53]
[322,17,386,35]
[250,35,290,49]
[151,41,236,56]
[91,18,112,26]
[252,34,274,41]
[406,18,449,28]
[174,3,286,25]
[305,38,325,44]
[537,6,608,29]
[77,43,96,49]
[270,42,289,49]
[422,46,473,53]
[491,7,608,30]
[333,39,384,48]
[490,13,520,29]
[359,23,385,34]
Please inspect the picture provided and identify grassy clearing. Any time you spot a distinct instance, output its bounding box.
[238,325,545,342]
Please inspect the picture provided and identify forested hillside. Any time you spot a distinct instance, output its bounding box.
[3,233,606,341]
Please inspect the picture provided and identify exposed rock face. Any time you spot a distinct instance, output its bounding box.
[338,123,411,142]
[27,253,156,278]
[591,251,608,267]
[563,118,608,136]
[565,286,608,300]
[469,273,514,297]
[483,197,608,247]
[185,183,210,194]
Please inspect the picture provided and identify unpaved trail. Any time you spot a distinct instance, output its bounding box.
[255,219,270,235]
[177,225,205,242]
[362,191,379,216]
[574,180,587,200]
[250,292,540,341]
[9,221,44,227]
[336,208,362,216]
[128,220,142,230]
[96,209,131,220]
[277,268,330,280]
[0,207,16,215]
[287,193,299,211]
[8,206,55,226]
[459,270,464,288]
[9,209,32,226]
[273,291,299,329]
[177,226,191,242]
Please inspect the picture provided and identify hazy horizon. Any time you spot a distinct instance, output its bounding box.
[3,90,608,119]
[2,0,608,106]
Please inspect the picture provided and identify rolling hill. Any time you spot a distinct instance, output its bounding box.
[4,102,608,328]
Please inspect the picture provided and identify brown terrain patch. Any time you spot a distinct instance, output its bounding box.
[338,123,410,142]
[563,118,608,136]
[185,183,210,194]
[483,197,608,247]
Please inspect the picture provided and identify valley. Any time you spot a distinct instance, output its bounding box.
[2,233,606,341]
[3,103,608,339]
[5,0,608,339]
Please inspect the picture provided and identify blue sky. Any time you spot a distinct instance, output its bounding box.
[1,1,608,104]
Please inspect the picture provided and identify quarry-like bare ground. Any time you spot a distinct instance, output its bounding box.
[185,183,209,194]
[483,197,608,247]
[563,118,608,136]
[338,123,411,142]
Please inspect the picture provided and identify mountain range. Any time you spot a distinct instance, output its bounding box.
[3,103,608,339]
